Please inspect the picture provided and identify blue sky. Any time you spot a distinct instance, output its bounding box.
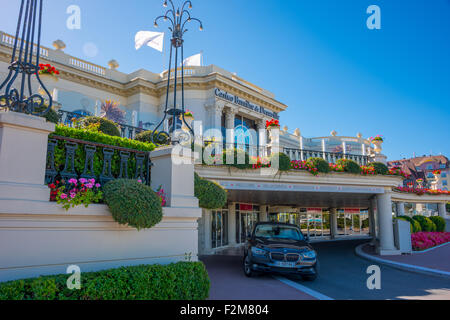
[1,0,449,160]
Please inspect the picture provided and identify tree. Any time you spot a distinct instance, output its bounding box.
[101,100,125,124]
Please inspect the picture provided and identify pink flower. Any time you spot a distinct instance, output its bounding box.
[60,193,68,200]
[79,178,87,184]
[95,183,101,188]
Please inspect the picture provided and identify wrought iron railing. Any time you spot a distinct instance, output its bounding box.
[45,135,152,186]
[284,147,369,166]
[57,110,149,140]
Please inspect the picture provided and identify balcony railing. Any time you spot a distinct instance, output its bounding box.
[45,135,152,186]
[57,110,148,140]
[284,147,369,166]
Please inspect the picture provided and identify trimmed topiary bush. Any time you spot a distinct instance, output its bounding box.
[398,215,422,233]
[306,157,330,174]
[368,162,389,175]
[135,130,169,145]
[222,148,252,170]
[429,216,446,232]
[413,215,436,232]
[336,159,361,174]
[270,152,292,171]
[79,116,121,137]
[103,179,163,230]
[0,262,210,300]
[194,173,227,209]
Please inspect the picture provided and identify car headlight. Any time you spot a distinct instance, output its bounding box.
[251,247,267,256]
[302,250,316,259]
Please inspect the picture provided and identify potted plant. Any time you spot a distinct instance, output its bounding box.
[416,178,424,189]
[433,169,441,178]
[181,109,194,127]
[370,135,384,153]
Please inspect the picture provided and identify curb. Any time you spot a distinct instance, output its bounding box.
[355,243,450,280]
[412,242,450,254]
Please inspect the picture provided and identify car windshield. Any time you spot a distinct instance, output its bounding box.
[254,224,303,241]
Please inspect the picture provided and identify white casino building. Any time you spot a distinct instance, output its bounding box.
[1,32,448,258]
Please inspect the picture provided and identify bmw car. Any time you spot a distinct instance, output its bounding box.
[243,222,319,281]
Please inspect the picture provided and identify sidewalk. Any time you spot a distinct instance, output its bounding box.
[356,242,450,279]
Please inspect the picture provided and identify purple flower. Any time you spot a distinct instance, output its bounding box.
[79,178,87,184]
[89,179,96,184]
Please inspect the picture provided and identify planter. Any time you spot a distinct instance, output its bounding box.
[372,140,383,153]
[180,115,194,132]
[39,73,59,83]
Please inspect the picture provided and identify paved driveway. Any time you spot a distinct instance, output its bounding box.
[286,239,450,300]
[200,255,317,300]
[201,239,450,300]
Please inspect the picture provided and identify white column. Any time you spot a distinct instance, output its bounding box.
[376,192,398,255]
[438,203,447,219]
[369,198,377,245]
[225,109,236,150]
[330,208,338,239]
[257,120,267,157]
[204,209,212,254]
[342,141,347,159]
[396,202,405,217]
[206,102,225,131]
[228,203,237,246]
[322,139,326,160]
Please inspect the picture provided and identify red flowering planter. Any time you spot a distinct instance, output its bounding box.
[411,232,450,251]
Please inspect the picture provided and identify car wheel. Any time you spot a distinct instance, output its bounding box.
[243,255,254,277]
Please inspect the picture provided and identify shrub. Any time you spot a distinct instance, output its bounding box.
[413,215,436,232]
[336,159,361,174]
[0,262,210,300]
[51,125,154,180]
[398,216,421,233]
[270,152,292,171]
[35,105,59,124]
[429,216,446,232]
[194,173,227,209]
[103,179,163,230]
[78,116,121,137]
[306,157,330,174]
[368,162,389,175]
[135,130,169,145]
[222,148,252,170]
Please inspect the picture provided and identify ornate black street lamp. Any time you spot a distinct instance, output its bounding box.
[0,0,52,116]
[151,0,203,145]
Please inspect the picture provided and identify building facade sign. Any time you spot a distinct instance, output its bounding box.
[214,88,279,120]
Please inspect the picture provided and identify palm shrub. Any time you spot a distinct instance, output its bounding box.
[194,173,227,209]
[413,215,436,232]
[368,162,389,175]
[101,100,125,123]
[103,179,163,230]
[429,216,446,232]
[78,116,121,137]
[270,152,292,171]
[306,157,330,174]
[336,159,361,174]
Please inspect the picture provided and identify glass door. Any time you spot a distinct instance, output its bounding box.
[236,204,259,244]
[211,210,229,249]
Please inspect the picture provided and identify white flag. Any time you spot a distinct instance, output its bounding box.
[182,53,202,67]
[135,31,164,52]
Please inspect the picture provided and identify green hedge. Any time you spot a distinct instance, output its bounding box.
[51,126,155,179]
[413,215,436,232]
[429,216,446,232]
[79,116,121,137]
[368,162,389,175]
[35,105,59,124]
[270,152,292,171]
[398,215,422,233]
[135,130,169,145]
[103,179,163,230]
[0,262,210,300]
[194,173,227,209]
[336,159,361,174]
[306,157,330,174]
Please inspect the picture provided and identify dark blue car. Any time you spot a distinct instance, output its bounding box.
[243,222,319,281]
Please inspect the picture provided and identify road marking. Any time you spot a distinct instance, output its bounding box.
[274,276,334,300]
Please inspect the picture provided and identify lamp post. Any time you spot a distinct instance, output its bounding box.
[151,0,203,145]
[0,0,52,116]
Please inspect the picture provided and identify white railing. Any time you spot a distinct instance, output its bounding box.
[0,31,106,77]
[1,32,49,58]
[69,57,106,76]
[161,66,199,80]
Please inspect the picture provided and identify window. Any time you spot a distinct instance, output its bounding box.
[427,164,433,170]
[416,167,421,172]
[440,164,446,169]
[427,172,434,179]
[443,180,448,186]
[211,210,228,249]
[442,172,447,178]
